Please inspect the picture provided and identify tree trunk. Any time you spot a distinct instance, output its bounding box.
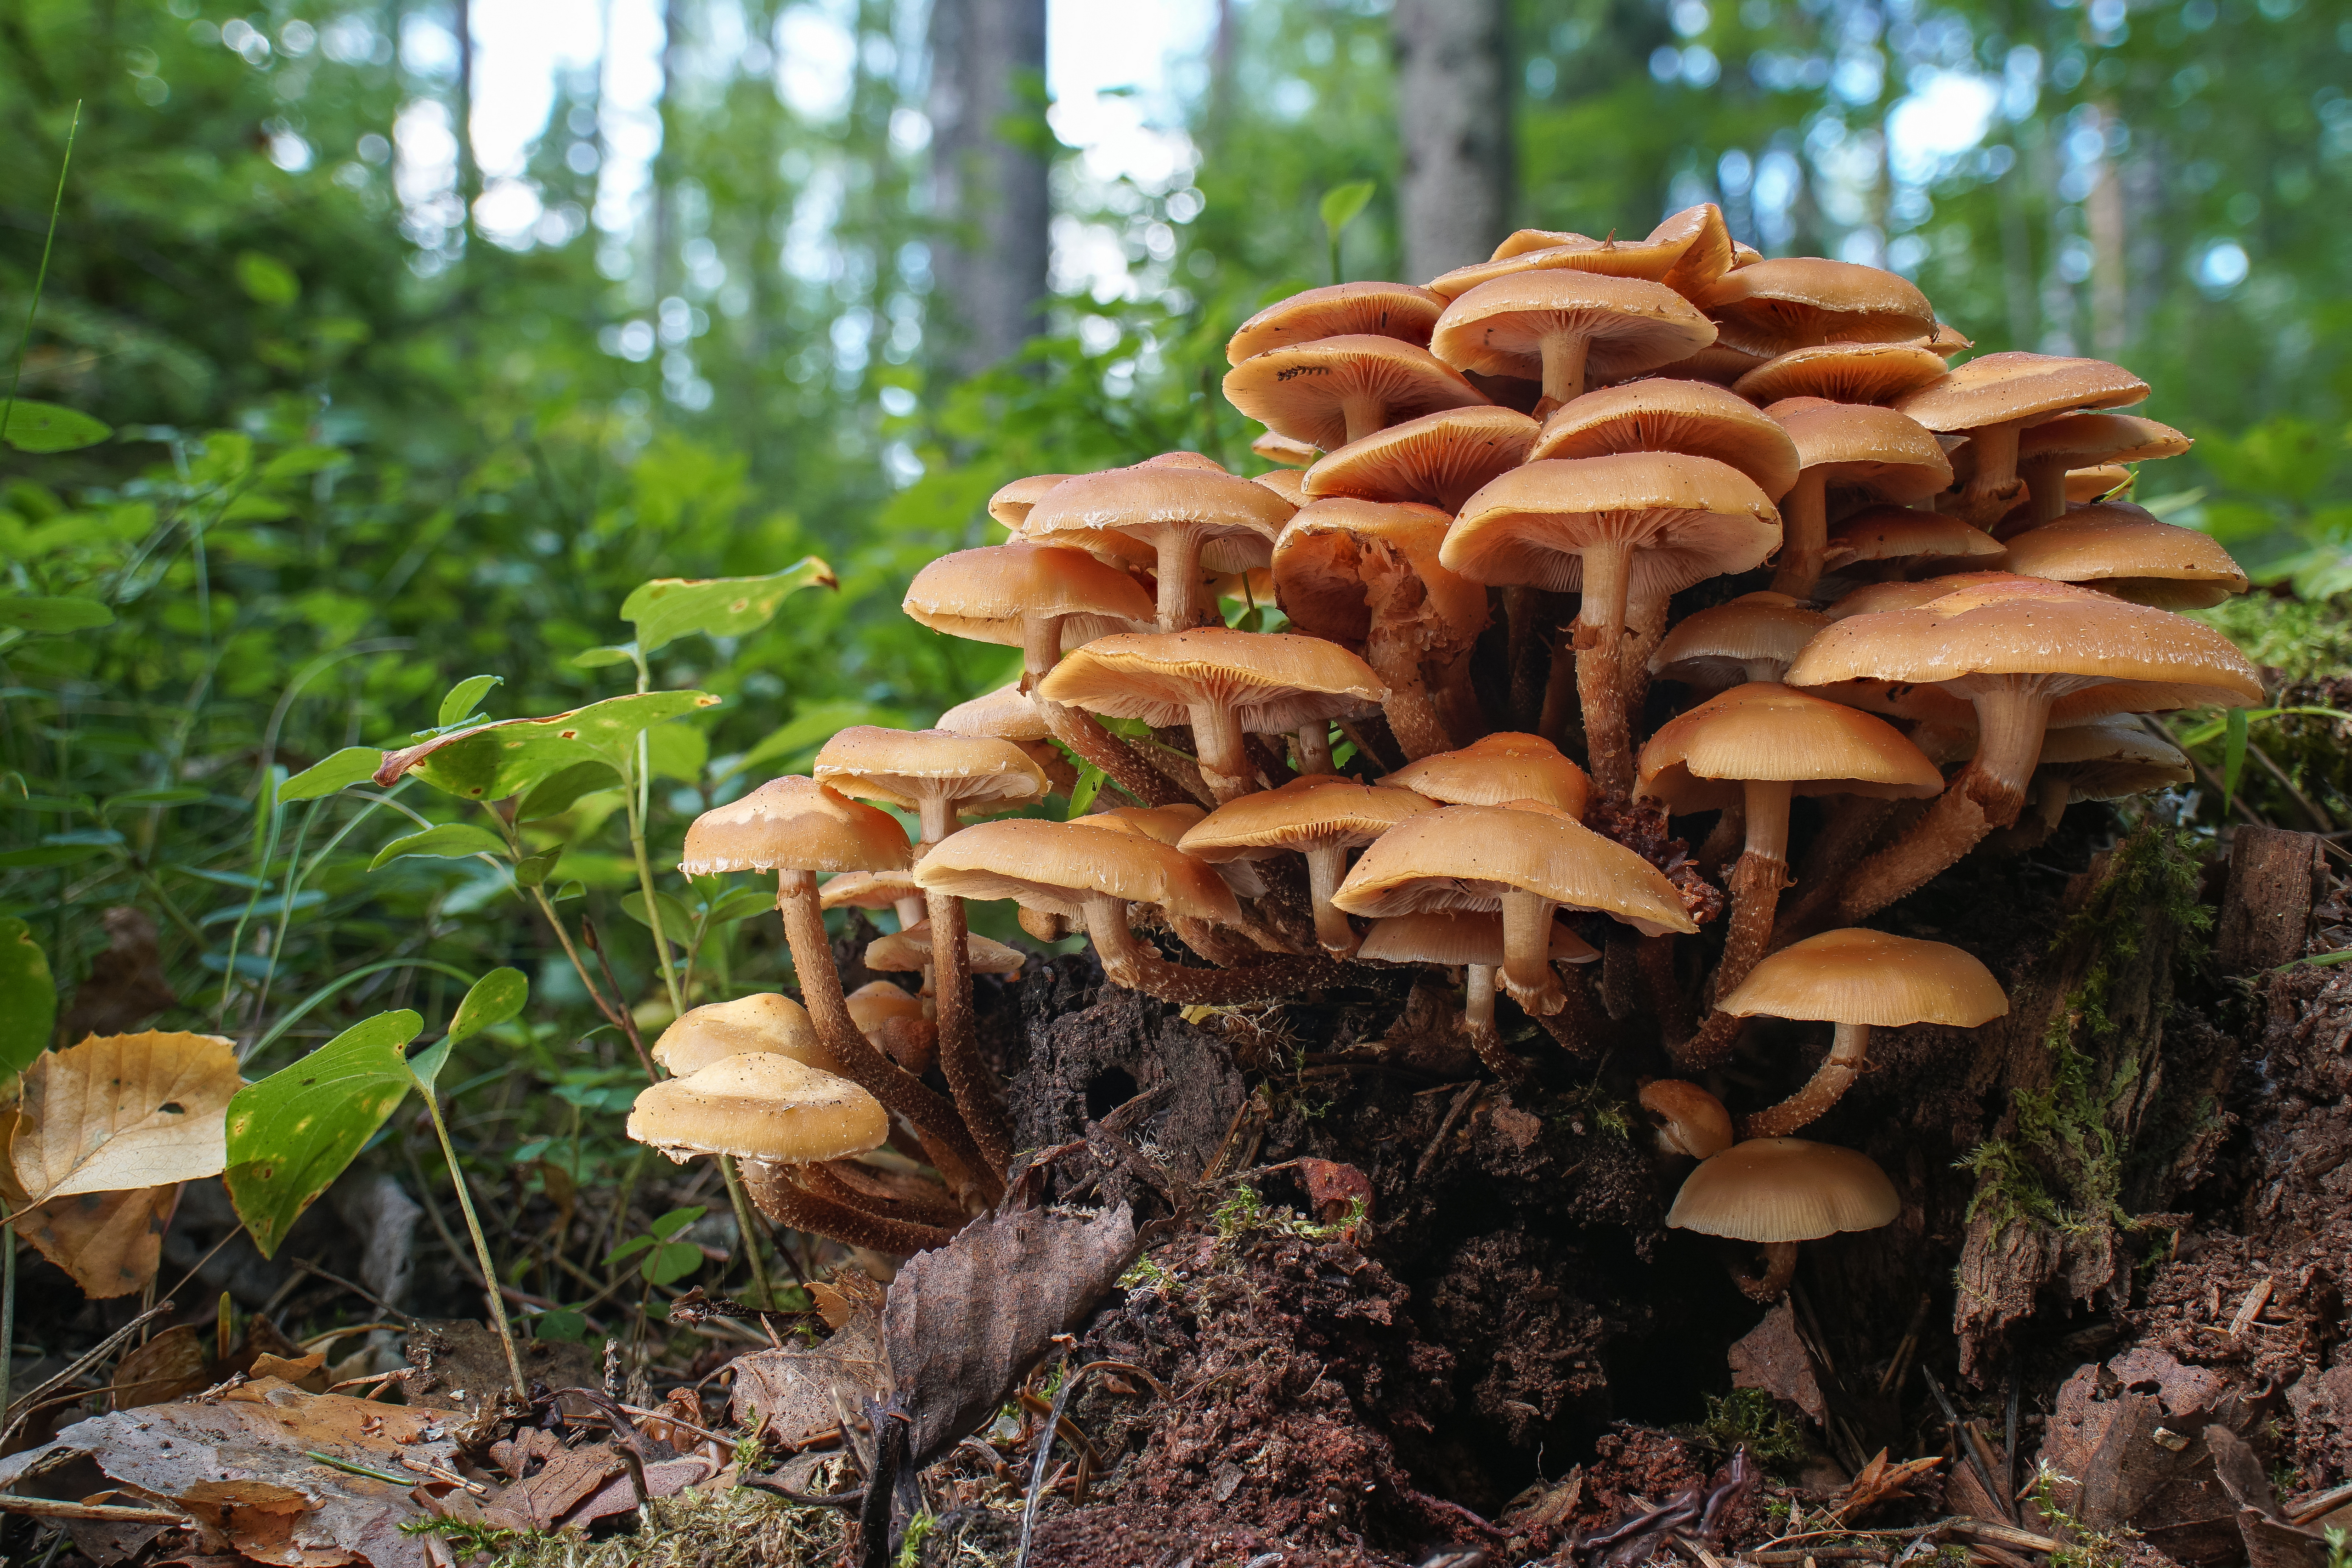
[1392,0,1514,283]
[927,0,1051,380]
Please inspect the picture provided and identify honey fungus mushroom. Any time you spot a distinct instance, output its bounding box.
[1357,909,1598,1080]
[1639,1079,1735,1161]
[1021,462,1295,634]
[1430,272,1719,414]
[1668,1137,1900,1301]
[1894,351,2149,527]
[651,993,836,1078]
[1178,774,1435,956]
[1222,335,1491,452]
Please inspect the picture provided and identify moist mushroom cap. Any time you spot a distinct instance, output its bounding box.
[1271,498,1488,645]
[1068,803,1210,844]
[902,543,1155,649]
[845,980,927,1032]
[1037,628,1388,736]
[1331,804,1699,934]
[2017,412,2191,468]
[1635,683,1945,813]
[1821,506,2004,572]
[988,473,1073,530]
[1640,1080,1736,1160]
[1441,453,1782,597]
[652,993,832,1078]
[1302,406,1541,511]
[1630,342,1772,387]
[1252,469,1309,507]
[627,1052,889,1164]
[1893,351,2149,432]
[2065,466,2132,504]
[1717,927,2008,1027]
[1768,398,1955,501]
[1381,732,1592,818]
[1225,281,1448,365]
[913,816,1244,925]
[2034,715,2195,799]
[1222,336,1492,451]
[1648,592,1830,680]
[1667,1137,1900,1242]
[1433,203,1734,299]
[681,776,913,875]
[1178,774,1435,860]
[1430,272,1719,387]
[1021,463,1296,572]
[1530,379,1802,499]
[1357,909,1600,967]
[1694,259,1938,356]
[1995,504,2249,607]
[813,727,1051,816]
[936,682,1053,743]
[865,919,1026,977]
[1731,340,1952,406]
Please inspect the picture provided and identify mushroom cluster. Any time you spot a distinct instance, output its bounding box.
[629,203,2262,1291]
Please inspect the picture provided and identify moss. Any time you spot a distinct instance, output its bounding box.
[406,1486,846,1568]
[2192,594,2352,684]
[1683,1386,1809,1472]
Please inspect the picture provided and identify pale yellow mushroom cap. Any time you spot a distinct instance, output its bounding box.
[1716,928,2008,1028]
[627,1052,888,1165]
[652,993,836,1078]
[1667,1138,1900,1242]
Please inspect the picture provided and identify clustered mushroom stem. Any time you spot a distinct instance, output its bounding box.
[1020,615,1067,688]
[1741,1021,1872,1138]
[1295,723,1334,775]
[1768,470,1831,600]
[1038,697,1192,808]
[926,887,1014,1176]
[1189,701,1256,803]
[1082,894,1352,1003]
[892,895,927,931]
[775,869,1000,1201]
[1537,625,1581,750]
[1153,525,1209,631]
[1505,586,1549,731]
[915,799,959,849]
[1575,542,1638,798]
[1537,329,1594,413]
[1340,392,1387,447]
[1730,1240,1801,1303]
[2015,453,2071,531]
[1711,778,1795,1004]
[739,1159,956,1256]
[1955,419,2026,527]
[803,1158,967,1231]
[1832,787,1993,927]
[1696,803,1746,878]
[1464,964,1498,1036]
[1367,627,1455,760]
[1642,934,1694,1044]
[1303,846,1357,956]
[1498,888,1567,1016]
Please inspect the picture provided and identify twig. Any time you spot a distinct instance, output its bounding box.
[2287,1481,2352,1525]
[1014,1354,1083,1568]
[290,1260,414,1324]
[0,1495,187,1524]
[1415,1081,1481,1180]
[2,1303,172,1433]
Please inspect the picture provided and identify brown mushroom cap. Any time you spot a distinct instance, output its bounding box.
[1821,574,2002,621]
[845,980,927,1034]
[2066,465,2133,504]
[1695,259,1938,357]
[812,727,1050,827]
[1769,398,1955,502]
[1993,503,2248,609]
[1021,463,1295,576]
[1731,340,1952,405]
[1178,774,1434,860]
[1066,803,1209,844]
[865,918,1026,977]
[1301,406,1540,512]
[1331,804,1698,935]
[1667,1137,1900,1241]
[1893,351,2149,434]
[1529,380,1802,499]
[820,867,925,912]
[1635,683,1944,814]
[2016,412,2190,470]
[1252,469,1309,507]
[1632,341,1773,387]
[1441,453,1781,599]
[913,816,1243,925]
[1925,323,1974,357]
[1820,505,2004,575]
[1271,498,1487,646]
[1647,592,1830,686]
[681,776,912,875]
[2032,715,2194,800]
[902,543,1155,652]
[1357,909,1600,967]
[1640,1080,1736,1160]
[627,1051,889,1165]
[1718,927,2008,1027]
[935,682,1053,743]
[1434,203,1735,299]
[1037,628,1386,737]
[1223,336,1491,452]
[1226,281,1448,365]
[652,993,834,1078]
[1380,732,1592,818]
[988,473,1073,530]
[1432,272,1718,385]
[1251,430,1322,468]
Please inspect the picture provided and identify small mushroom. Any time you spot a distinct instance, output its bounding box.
[1818,505,2004,585]
[1988,501,2248,609]
[1222,335,1490,452]
[1639,1080,1734,1160]
[2004,413,2191,534]
[1429,203,1735,300]
[1431,272,1719,416]
[933,682,1080,797]
[987,473,1074,531]
[864,919,1026,984]
[1380,730,1591,818]
[1178,774,1435,955]
[1989,714,2194,854]
[1225,280,1448,362]
[820,868,927,932]
[2065,464,2132,504]
[902,542,1154,688]
[651,993,837,1078]
[1647,592,1829,696]
[1020,462,1295,634]
[1668,1136,1900,1300]
[1763,397,1953,600]
[1251,430,1322,468]
[845,980,935,1076]
[1893,351,2149,527]
[1528,379,1801,500]
[1359,909,1598,1078]
[1302,406,1541,513]
[1692,258,1939,357]
[1730,339,1951,406]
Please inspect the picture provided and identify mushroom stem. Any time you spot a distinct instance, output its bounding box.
[1729,1240,1800,1303]
[1340,392,1387,447]
[1574,541,1637,798]
[1171,914,1262,968]
[1696,804,1746,878]
[1643,932,1694,1045]
[1153,525,1210,631]
[803,1158,970,1231]
[1020,614,1066,687]
[1506,586,1550,731]
[1954,419,2026,527]
[1619,592,1668,732]
[1464,964,1497,1036]
[1367,622,1455,760]
[740,1160,956,1256]
[892,895,927,931]
[915,800,959,847]
[1532,968,1606,1057]
[1038,697,1196,808]
[1188,702,1257,803]
[1018,905,1072,943]
[1538,623,1581,749]
[1303,845,1357,956]
[1498,888,1567,1016]
[1768,469,1830,600]
[1082,894,1351,1003]
[925,888,1015,1176]
[1294,723,1334,775]
[1537,328,1594,413]
[2015,453,2070,532]
[775,869,1000,1201]
[1740,1022,1872,1138]
[1710,778,1795,1005]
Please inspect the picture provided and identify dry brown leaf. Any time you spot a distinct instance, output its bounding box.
[17,1183,181,1299]
[729,1268,889,1448]
[112,1324,214,1411]
[1842,1448,1944,1515]
[8,1031,240,1204]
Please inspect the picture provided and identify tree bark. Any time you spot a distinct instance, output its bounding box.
[927,0,1050,380]
[1392,0,1514,283]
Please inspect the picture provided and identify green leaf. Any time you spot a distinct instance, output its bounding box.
[513,848,561,887]
[620,558,837,656]
[279,747,384,802]
[1319,180,1376,239]
[0,843,105,867]
[2222,705,2249,815]
[368,822,509,871]
[446,967,528,1046]
[644,1240,705,1285]
[0,596,114,633]
[551,880,586,903]
[437,674,504,730]
[723,700,911,781]
[621,888,698,939]
[573,644,639,670]
[704,886,778,925]
[1,401,112,454]
[649,1206,707,1240]
[223,1010,424,1259]
[1065,764,1105,818]
[0,918,57,1075]
[606,1234,657,1265]
[515,760,621,821]
[645,722,709,783]
[376,691,722,802]
[533,1310,588,1342]
[234,250,301,306]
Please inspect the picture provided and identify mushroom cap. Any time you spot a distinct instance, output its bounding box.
[1432,273,1717,389]
[627,1052,889,1165]
[1821,574,1999,621]
[845,980,927,1033]
[1648,592,1829,683]
[652,993,833,1078]
[1251,430,1322,467]
[681,776,912,875]
[1225,281,1448,365]
[1718,927,2008,1027]
[1994,504,2248,609]
[1441,453,1781,599]
[1893,351,2149,433]
[2016,412,2191,468]
[1667,1138,1900,1242]
[1380,731,1592,818]
[1037,628,1387,736]
[1022,464,1296,573]
[988,473,1073,530]
[1433,203,1735,299]
[1252,468,1309,506]
[1731,340,1952,406]
[1178,774,1435,860]
[1640,1080,1736,1161]
[1067,802,1210,844]
[1331,804,1699,935]
[913,816,1244,925]
[1769,398,1954,501]
[1784,576,2265,711]
[1820,506,2004,572]
[1635,683,1944,812]
[902,543,1154,651]
[820,867,924,911]
[1271,498,1488,645]
[1632,341,1773,387]
[2034,715,2194,800]
[1357,909,1599,967]
[1925,323,1974,357]
[1302,406,1541,512]
[2066,466,2133,504]
[1139,451,1230,472]
[1529,380,1802,499]
[865,918,1026,977]
[935,682,1053,743]
[813,727,1050,816]
[1222,337,1493,452]
[1694,259,1938,357]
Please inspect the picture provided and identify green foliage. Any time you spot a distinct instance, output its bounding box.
[621,560,837,656]
[1686,1387,1808,1472]
[608,1206,709,1287]
[1,401,109,455]
[0,917,57,1072]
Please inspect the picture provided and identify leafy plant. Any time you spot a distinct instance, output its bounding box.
[608,1206,710,1288]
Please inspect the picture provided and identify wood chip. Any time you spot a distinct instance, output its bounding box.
[2228,1277,2275,1338]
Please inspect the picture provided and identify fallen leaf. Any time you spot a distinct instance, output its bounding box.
[729,1269,888,1449]
[403,1322,595,1415]
[1842,1448,1943,1515]
[1727,1303,1826,1422]
[8,1031,240,1204]
[112,1324,213,1410]
[57,907,178,1043]
[0,1145,181,1300]
[478,1444,624,1532]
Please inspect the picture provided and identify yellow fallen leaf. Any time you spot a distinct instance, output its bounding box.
[17,1183,181,1299]
[7,1031,240,1203]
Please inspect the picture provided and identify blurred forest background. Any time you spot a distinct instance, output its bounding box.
[2,0,2349,1313]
